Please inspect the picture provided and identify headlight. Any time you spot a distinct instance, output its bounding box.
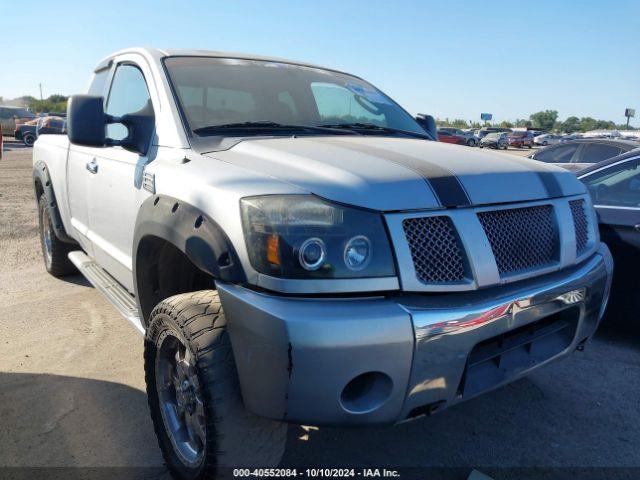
[240,195,396,279]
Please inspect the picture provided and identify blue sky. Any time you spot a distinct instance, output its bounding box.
[2,0,639,123]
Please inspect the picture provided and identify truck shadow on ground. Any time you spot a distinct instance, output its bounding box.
[58,273,92,288]
[0,372,169,478]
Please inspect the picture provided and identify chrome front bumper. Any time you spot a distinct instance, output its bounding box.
[217,243,613,426]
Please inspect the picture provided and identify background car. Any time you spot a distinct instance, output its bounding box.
[579,151,640,329]
[14,124,37,146]
[481,126,512,133]
[527,139,638,171]
[437,128,466,145]
[560,133,582,143]
[14,115,66,146]
[479,132,509,149]
[0,106,36,135]
[474,129,489,139]
[439,127,479,146]
[508,131,534,148]
[534,133,563,146]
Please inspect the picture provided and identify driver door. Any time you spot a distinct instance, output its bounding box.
[86,57,157,292]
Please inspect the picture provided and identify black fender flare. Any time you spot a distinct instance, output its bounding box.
[33,161,76,244]
[133,195,246,320]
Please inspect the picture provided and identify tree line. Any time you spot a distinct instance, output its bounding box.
[0,95,68,115]
[437,110,635,133]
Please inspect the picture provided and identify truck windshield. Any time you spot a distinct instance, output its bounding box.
[164,57,425,137]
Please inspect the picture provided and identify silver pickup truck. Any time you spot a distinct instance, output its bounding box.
[33,48,613,478]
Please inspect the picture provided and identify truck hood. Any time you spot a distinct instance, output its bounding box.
[205,136,585,211]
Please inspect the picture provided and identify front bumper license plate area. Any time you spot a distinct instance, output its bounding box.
[460,306,580,398]
[400,247,611,420]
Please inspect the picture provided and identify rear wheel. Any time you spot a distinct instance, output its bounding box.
[23,133,36,147]
[145,291,287,479]
[38,196,76,276]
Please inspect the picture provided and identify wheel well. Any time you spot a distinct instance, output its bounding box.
[34,177,44,201]
[136,236,215,324]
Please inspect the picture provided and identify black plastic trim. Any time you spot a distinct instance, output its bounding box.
[133,195,246,318]
[33,161,77,244]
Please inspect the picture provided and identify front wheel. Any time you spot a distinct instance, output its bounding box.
[38,196,76,276]
[145,291,287,479]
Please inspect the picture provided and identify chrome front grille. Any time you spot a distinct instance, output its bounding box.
[402,216,466,284]
[388,196,595,292]
[477,205,558,275]
[569,199,589,254]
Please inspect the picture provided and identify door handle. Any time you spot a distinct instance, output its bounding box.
[86,159,98,174]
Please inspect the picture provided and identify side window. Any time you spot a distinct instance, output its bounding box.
[0,108,12,119]
[88,68,110,96]
[583,159,640,207]
[579,143,622,164]
[311,82,386,126]
[106,64,152,141]
[534,144,578,163]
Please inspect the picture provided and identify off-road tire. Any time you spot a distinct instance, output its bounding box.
[145,290,287,479]
[38,195,76,276]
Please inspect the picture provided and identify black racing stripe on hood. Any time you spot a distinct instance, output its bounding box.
[494,154,565,197]
[321,138,472,207]
[536,172,564,197]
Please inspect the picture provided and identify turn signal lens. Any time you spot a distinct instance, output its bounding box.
[267,234,281,266]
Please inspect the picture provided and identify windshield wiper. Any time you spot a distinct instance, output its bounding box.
[193,121,358,136]
[319,122,432,140]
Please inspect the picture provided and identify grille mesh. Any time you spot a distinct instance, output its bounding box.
[403,216,466,284]
[478,205,557,275]
[570,199,589,253]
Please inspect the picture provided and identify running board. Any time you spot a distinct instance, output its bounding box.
[68,251,145,335]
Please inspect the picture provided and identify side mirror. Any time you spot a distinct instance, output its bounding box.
[67,95,154,155]
[415,114,438,140]
[67,95,107,147]
[118,100,155,156]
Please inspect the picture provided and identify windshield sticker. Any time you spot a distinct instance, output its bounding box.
[345,83,392,105]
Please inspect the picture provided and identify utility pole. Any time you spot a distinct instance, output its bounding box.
[39,83,43,101]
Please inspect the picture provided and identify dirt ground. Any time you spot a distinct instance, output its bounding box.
[1,141,639,478]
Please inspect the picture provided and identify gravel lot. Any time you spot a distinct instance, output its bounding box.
[1,141,639,479]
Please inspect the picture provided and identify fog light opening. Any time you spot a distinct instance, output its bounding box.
[340,371,392,415]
